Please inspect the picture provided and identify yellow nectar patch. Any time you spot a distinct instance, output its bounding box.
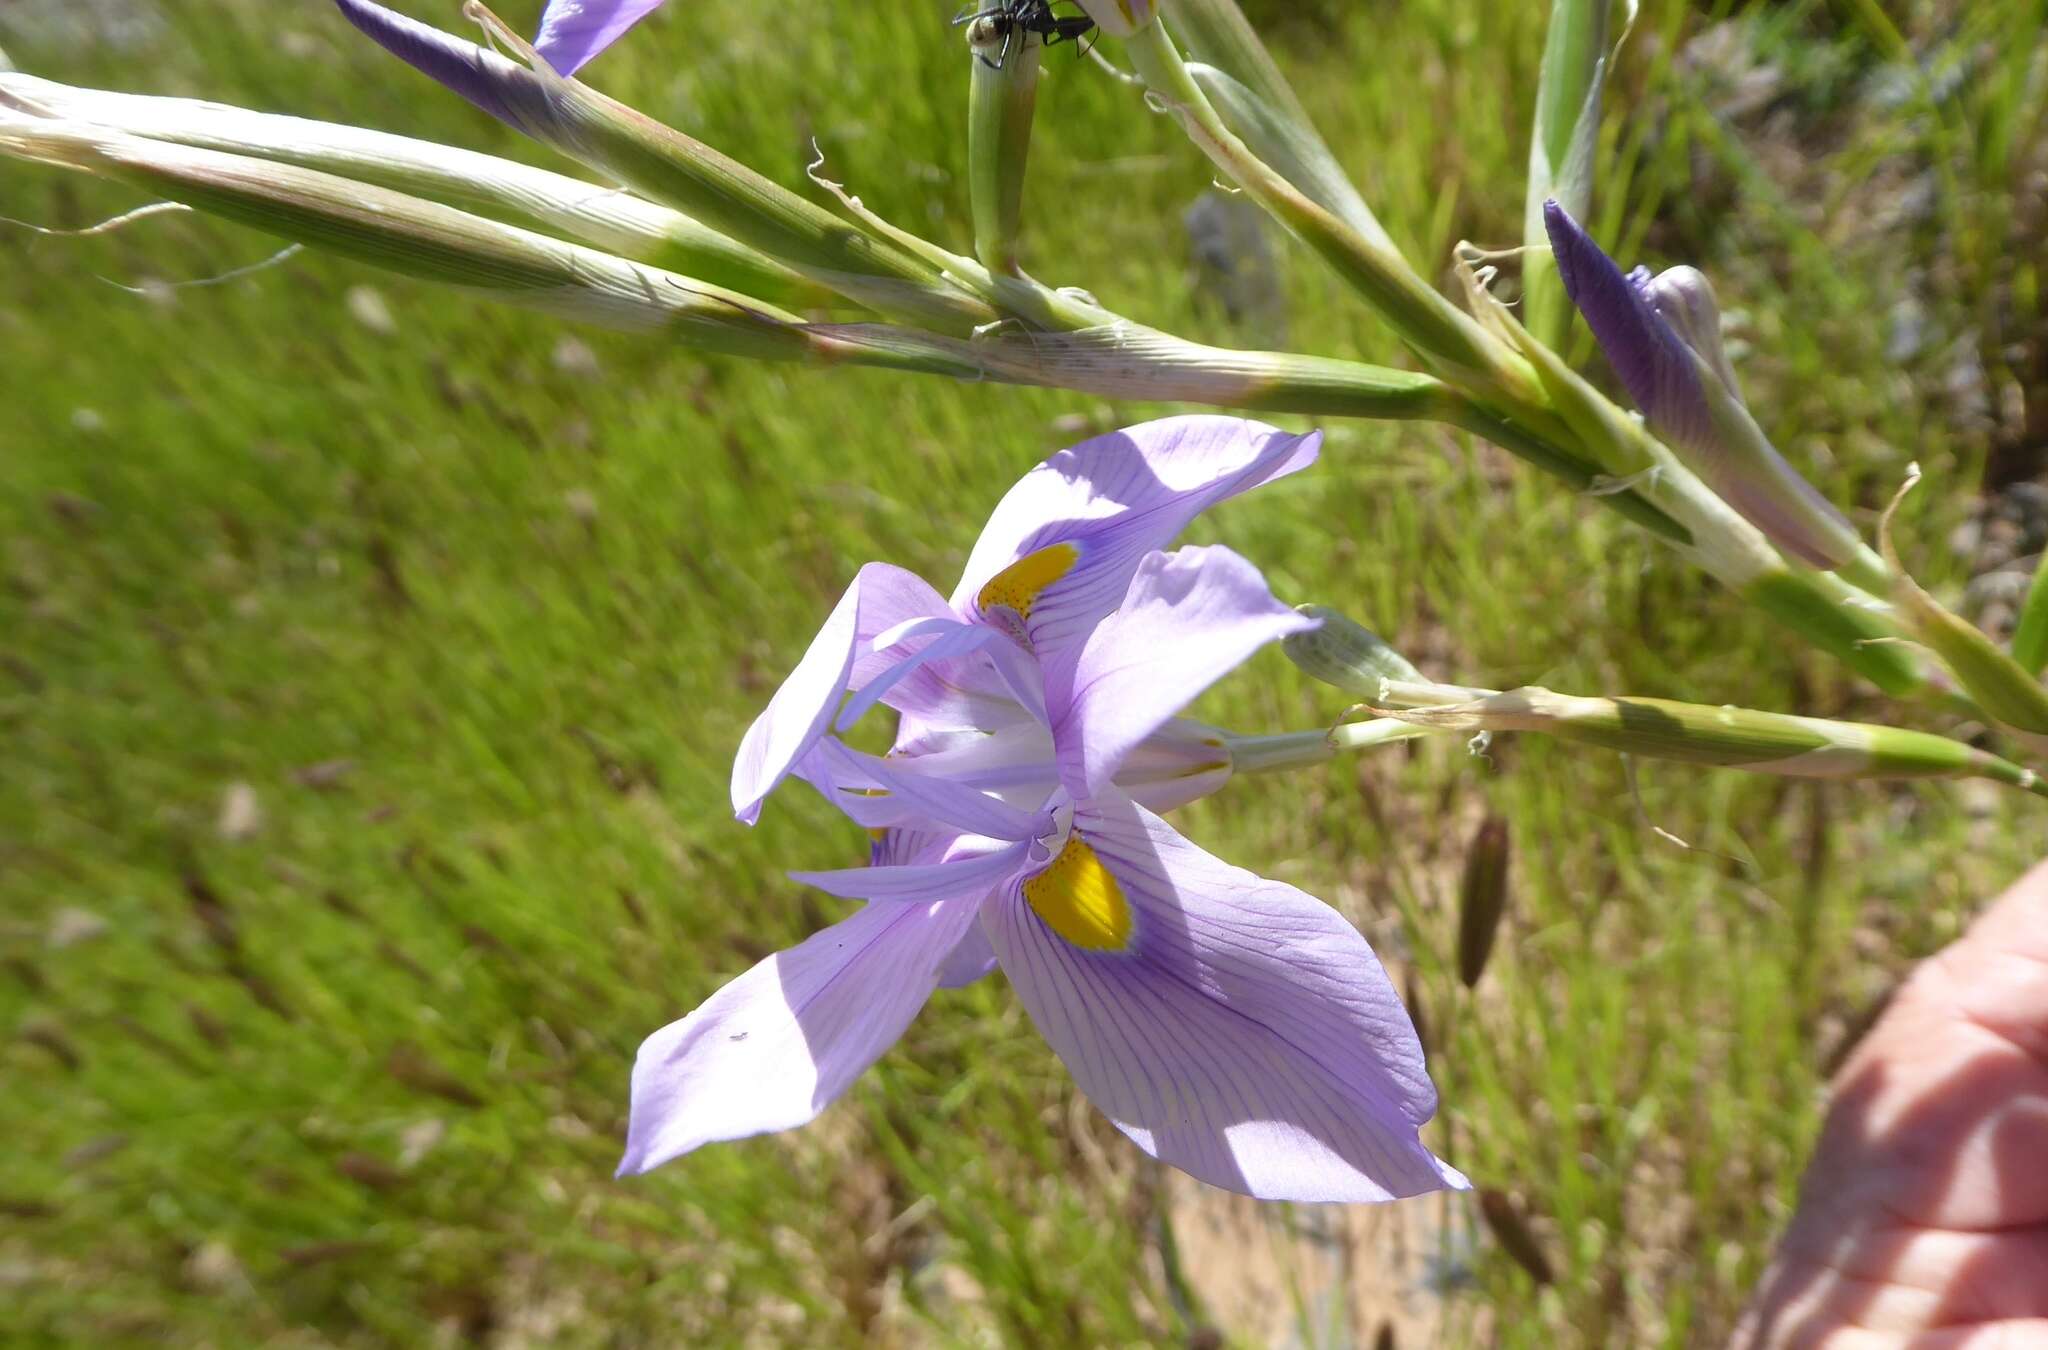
[976,541,1080,622]
[1023,836,1133,951]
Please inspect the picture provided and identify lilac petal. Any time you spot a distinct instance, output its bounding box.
[807,740,1052,842]
[333,0,555,136]
[792,838,1032,902]
[985,795,1466,1202]
[885,719,1233,816]
[534,0,668,75]
[1542,200,1713,446]
[1111,718,1236,815]
[886,723,1062,799]
[617,896,980,1174]
[952,416,1320,661]
[1045,546,1313,800]
[836,621,1001,732]
[850,577,1033,740]
[732,563,971,825]
[937,919,999,988]
[732,574,863,826]
[866,826,958,870]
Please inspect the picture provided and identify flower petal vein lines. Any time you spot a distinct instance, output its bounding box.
[623,414,1467,1203]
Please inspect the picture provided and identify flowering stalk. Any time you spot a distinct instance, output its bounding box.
[0,73,833,311]
[1100,19,1933,695]
[0,4,1956,707]
[1114,18,1529,395]
[333,0,995,333]
[1366,680,2047,797]
[1224,719,1435,775]
[1449,261,1930,697]
[1171,0,1394,251]
[0,110,818,347]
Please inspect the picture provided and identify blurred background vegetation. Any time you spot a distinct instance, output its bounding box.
[1,0,2043,1344]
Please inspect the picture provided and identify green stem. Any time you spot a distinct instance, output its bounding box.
[1227,721,1435,774]
[1443,400,1695,545]
[1119,21,1529,396]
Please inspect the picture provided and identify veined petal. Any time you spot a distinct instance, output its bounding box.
[1110,718,1236,815]
[1542,200,1711,444]
[842,568,954,690]
[860,825,1002,988]
[886,719,1235,816]
[937,921,999,988]
[837,621,1002,732]
[951,416,1320,660]
[617,896,979,1174]
[1046,546,1313,800]
[534,0,668,75]
[732,573,861,825]
[888,723,1062,800]
[868,826,958,870]
[732,562,969,825]
[851,576,1034,740]
[985,795,1465,1203]
[808,740,1052,842]
[792,837,1033,902]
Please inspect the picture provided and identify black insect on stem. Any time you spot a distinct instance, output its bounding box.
[954,1,1097,71]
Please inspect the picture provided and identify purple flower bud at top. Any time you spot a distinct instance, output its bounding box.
[333,0,555,138]
[1542,200,1713,446]
[1638,264,1741,394]
[1543,199,1863,572]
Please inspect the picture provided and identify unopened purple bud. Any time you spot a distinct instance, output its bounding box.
[1544,200,1863,572]
[333,0,554,138]
[1638,264,1740,393]
[1542,200,1711,444]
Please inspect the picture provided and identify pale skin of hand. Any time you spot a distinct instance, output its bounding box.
[1735,861,2048,1349]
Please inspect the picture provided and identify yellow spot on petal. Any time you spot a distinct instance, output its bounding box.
[976,542,1080,623]
[1023,836,1132,951]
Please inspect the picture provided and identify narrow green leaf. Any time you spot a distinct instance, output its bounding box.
[2012,552,2048,676]
[1883,477,2048,749]
[1522,0,1626,350]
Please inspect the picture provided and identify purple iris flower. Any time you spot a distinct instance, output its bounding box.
[1541,199,1864,572]
[621,415,1467,1203]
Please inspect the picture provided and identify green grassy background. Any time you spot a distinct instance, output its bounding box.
[2,0,2043,1344]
